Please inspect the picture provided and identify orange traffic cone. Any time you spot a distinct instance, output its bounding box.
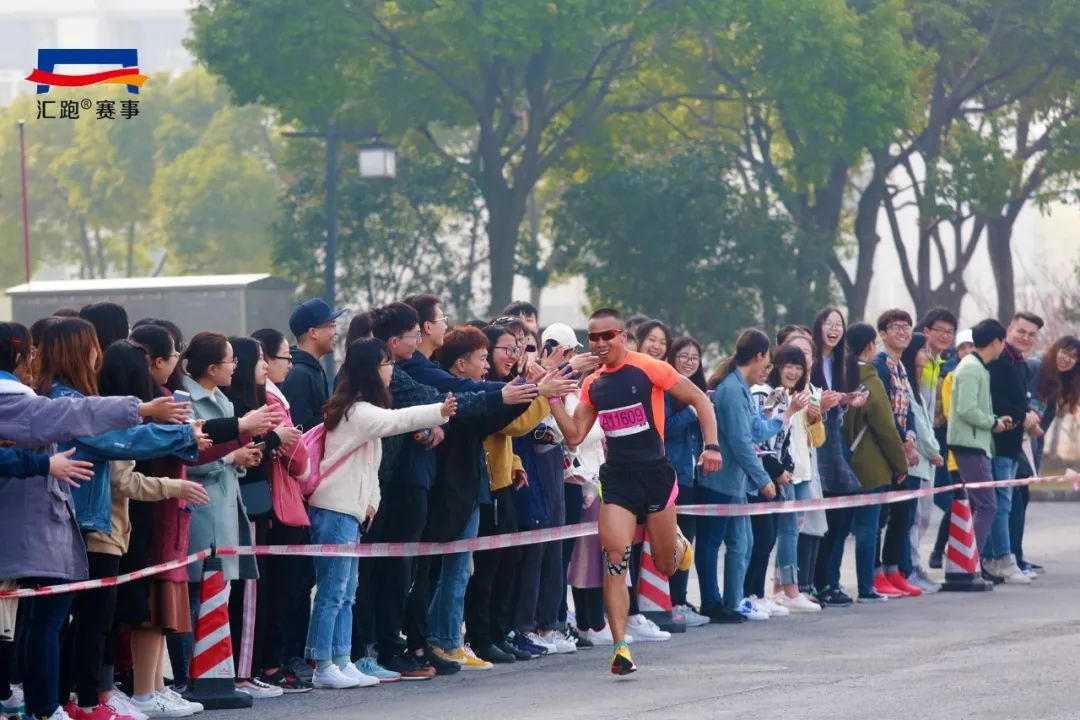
[186,550,253,709]
[637,532,685,633]
[940,487,993,593]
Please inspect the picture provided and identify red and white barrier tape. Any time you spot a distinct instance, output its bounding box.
[2,470,1073,599]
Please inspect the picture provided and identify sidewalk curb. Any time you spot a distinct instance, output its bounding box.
[1030,489,1080,502]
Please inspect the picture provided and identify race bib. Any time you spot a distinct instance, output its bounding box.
[598,403,650,438]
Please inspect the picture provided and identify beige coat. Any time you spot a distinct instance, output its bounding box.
[86,459,183,556]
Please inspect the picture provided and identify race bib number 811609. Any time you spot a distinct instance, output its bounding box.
[598,403,649,438]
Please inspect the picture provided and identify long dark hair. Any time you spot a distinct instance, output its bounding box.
[224,337,266,411]
[812,307,847,391]
[767,344,809,392]
[1037,335,1080,412]
[708,328,771,389]
[668,336,705,412]
[901,332,928,405]
[636,320,671,357]
[845,323,878,392]
[98,340,155,402]
[79,302,129,350]
[482,325,516,381]
[0,322,31,375]
[134,318,185,391]
[323,339,392,431]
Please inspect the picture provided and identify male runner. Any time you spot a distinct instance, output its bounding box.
[549,309,723,674]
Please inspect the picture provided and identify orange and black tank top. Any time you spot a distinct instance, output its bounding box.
[580,351,680,464]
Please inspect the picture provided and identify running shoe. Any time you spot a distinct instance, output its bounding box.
[436,645,495,669]
[338,663,380,687]
[472,642,517,664]
[774,593,821,613]
[510,631,548,657]
[856,591,888,604]
[675,529,694,572]
[583,625,615,644]
[610,642,637,676]
[257,669,313,694]
[355,656,402,682]
[701,604,747,624]
[674,604,710,628]
[380,653,435,681]
[817,588,854,608]
[160,689,200,714]
[537,630,578,654]
[1,687,24,719]
[69,703,132,720]
[626,614,670,641]
[884,571,923,597]
[105,691,149,720]
[872,572,904,598]
[235,678,284,698]
[284,657,314,683]
[735,598,769,621]
[127,693,192,719]
[311,665,360,689]
[565,625,594,649]
[495,639,533,661]
[526,631,559,654]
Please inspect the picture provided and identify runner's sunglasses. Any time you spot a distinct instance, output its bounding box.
[587,329,621,342]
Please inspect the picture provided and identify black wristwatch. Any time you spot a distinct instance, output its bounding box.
[704,443,722,453]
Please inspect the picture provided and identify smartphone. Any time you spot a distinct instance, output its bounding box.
[250,441,266,451]
[360,517,373,534]
[172,390,191,404]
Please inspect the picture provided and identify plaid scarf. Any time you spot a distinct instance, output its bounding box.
[883,355,911,434]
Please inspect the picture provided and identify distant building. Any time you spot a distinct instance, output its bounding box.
[0,0,194,105]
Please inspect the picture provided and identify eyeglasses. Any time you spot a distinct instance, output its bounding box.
[928,325,956,336]
[822,322,844,331]
[268,354,293,364]
[494,345,523,358]
[397,331,423,342]
[675,353,700,363]
[435,316,451,326]
[587,329,621,342]
[219,359,239,366]
[169,351,181,359]
[887,323,913,333]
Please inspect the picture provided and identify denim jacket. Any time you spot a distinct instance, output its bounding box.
[51,382,198,534]
[700,370,773,498]
[665,394,702,487]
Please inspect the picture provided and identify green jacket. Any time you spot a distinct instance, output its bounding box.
[946,353,997,458]
[843,363,908,489]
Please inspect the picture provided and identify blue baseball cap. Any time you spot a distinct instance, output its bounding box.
[289,298,345,337]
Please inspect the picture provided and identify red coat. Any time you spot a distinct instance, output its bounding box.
[266,389,310,527]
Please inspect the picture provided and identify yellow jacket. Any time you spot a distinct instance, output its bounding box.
[483,397,551,491]
[942,371,958,472]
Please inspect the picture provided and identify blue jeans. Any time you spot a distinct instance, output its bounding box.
[21,592,74,718]
[428,507,480,650]
[305,507,361,662]
[985,457,1017,559]
[775,482,811,586]
[691,487,734,613]
[823,487,883,596]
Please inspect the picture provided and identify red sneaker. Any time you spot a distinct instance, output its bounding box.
[885,571,923,597]
[70,703,130,720]
[872,572,904,598]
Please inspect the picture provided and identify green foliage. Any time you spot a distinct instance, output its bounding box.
[0,69,279,283]
[272,134,487,314]
[553,148,832,346]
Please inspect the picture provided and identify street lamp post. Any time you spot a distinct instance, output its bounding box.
[283,127,396,375]
[17,120,31,284]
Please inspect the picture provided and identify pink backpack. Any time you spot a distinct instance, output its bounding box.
[297,423,362,496]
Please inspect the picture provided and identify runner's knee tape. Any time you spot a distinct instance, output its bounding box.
[606,546,631,576]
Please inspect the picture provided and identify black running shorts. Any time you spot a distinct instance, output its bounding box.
[598,459,678,520]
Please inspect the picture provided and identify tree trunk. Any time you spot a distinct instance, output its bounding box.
[94,226,106,278]
[986,217,1015,321]
[78,216,94,278]
[846,161,888,322]
[485,192,527,316]
[126,220,136,277]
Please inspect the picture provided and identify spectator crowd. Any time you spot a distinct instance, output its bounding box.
[0,294,1077,720]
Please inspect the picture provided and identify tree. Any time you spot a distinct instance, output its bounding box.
[273,135,488,314]
[553,148,830,345]
[188,0,738,313]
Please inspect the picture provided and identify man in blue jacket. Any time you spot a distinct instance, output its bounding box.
[281,298,343,432]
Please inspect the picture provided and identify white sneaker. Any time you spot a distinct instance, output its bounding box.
[998,555,1032,585]
[129,693,193,719]
[626,614,671,641]
[538,630,577,654]
[674,604,710,628]
[908,568,940,594]
[736,598,769,621]
[747,595,775,618]
[759,596,790,617]
[44,706,74,720]
[106,691,150,720]
[235,678,284,699]
[159,689,202,714]
[1,687,25,718]
[338,662,380,688]
[311,665,361,689]
[584,625,614,645]
[525,631,558,653]
[776,593,821,613]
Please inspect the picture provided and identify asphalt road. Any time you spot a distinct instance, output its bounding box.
[206,502,1080,720]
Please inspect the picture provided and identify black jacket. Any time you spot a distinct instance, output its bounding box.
[988,343,1031,461]
[280,348,329,432]
[426,402,528,542]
